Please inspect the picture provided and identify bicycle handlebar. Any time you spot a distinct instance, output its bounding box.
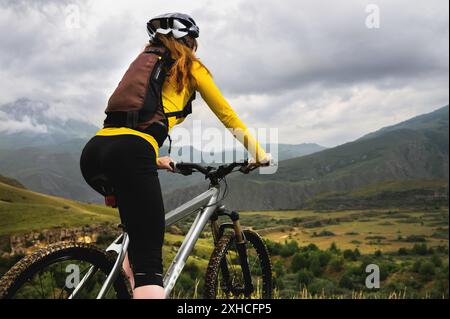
[169,160,260,181]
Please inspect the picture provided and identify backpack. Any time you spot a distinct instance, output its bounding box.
[103,45,195,146]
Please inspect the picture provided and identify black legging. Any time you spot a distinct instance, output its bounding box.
[80,135,165,288]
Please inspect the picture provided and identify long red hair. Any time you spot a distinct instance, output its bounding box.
[147,34,210,94]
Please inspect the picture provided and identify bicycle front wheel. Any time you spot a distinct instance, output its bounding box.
[0,242,131,299]
[204,229,272,299]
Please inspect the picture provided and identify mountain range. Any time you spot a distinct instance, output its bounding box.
[163,105,449,210]
[1,99,448,210]
[0,98,325,203]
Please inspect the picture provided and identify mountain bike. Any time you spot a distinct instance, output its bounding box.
[0,161,272,299]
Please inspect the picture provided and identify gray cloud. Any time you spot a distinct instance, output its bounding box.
[0,0,448,147]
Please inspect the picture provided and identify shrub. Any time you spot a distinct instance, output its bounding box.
[343,249,356,261]
[419,261,436,281]
[297,269,314,286]
[309,256,323,277]
[339,273,354,289]
[359,256,376,274]
[184,262,200,280]
[304,243,319,252]
[345,232,359,236]
[291,253,309,272]
[434,245,448,255]
[308,278,337,296]
[272,274,285,290]
[398,247,408,256]
[405,235,427,243]
[328,242,339,253]
[378,262,396,280]
[405,277,423,290]
[273,260,285,277]
[329,257,345,272]
[317,251,332,267]
[431,254,443,267]
[412,259,422,273]
[412,243,431,256]
[176,273,195,293]
[265,240,283,256]
[280,240,299,257]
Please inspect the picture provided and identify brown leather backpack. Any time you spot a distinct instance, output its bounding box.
[103,45,195,145]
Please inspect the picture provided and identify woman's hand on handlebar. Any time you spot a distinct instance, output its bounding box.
[248,153,272,168]
[157,156,175,172]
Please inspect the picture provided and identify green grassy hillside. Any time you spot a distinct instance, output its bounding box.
[0,180,118,236]
[0,175,25,189]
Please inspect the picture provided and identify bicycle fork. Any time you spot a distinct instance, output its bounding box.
[211,207,254,297]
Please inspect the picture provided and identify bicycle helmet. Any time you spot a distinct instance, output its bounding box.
[147,13,199,41]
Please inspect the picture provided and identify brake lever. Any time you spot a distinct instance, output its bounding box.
[169,162,193,176]
[239,164,259,174]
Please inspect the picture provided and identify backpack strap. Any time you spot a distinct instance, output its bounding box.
[142,47,195,121]
[137,48,173,125]
[165,91,196,119]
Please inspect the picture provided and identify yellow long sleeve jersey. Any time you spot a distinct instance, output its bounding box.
[97,60,267,162]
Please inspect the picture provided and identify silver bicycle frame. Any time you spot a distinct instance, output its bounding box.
[163,187,220,297]
[70,185,220,299]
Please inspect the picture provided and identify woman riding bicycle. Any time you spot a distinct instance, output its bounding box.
[80,12,270,299]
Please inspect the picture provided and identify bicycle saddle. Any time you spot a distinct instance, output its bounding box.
[89,174,117,208]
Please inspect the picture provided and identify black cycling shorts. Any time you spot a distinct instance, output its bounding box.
[80,134,165,288]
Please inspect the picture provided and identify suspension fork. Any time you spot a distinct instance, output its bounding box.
[210,206,244,242]
[210,207,254,296]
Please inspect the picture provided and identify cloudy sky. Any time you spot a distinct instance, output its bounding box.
[0,0,448,147]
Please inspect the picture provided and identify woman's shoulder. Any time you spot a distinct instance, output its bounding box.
[191,60,211,78]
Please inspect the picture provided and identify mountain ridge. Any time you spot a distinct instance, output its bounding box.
[163,106,449,210]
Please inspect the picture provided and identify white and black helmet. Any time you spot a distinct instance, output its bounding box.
[147,13,199,41]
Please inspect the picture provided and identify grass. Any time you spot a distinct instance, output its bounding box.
[0,180,448,298]
[0,181,119,236]
[246,209,449,254]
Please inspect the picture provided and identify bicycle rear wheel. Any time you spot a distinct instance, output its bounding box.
[0,242,131,299]
[204,229,272,299]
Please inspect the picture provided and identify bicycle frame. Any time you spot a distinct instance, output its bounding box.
[70,185,221,299]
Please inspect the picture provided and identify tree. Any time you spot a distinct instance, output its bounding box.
[291,253,309,272]
[353,248,361,259]
[317,251,332,267]
[330,257,345,272]
[280,240,299,257]
[297,269,314,286]
[309,256,323,277]
[431,254,443,267]
[329,242,339,253]
[412,243,430,256]
[339,273,354,289]
[343,249,356,260]
[398,247,408,256]
[273,260,285,277]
